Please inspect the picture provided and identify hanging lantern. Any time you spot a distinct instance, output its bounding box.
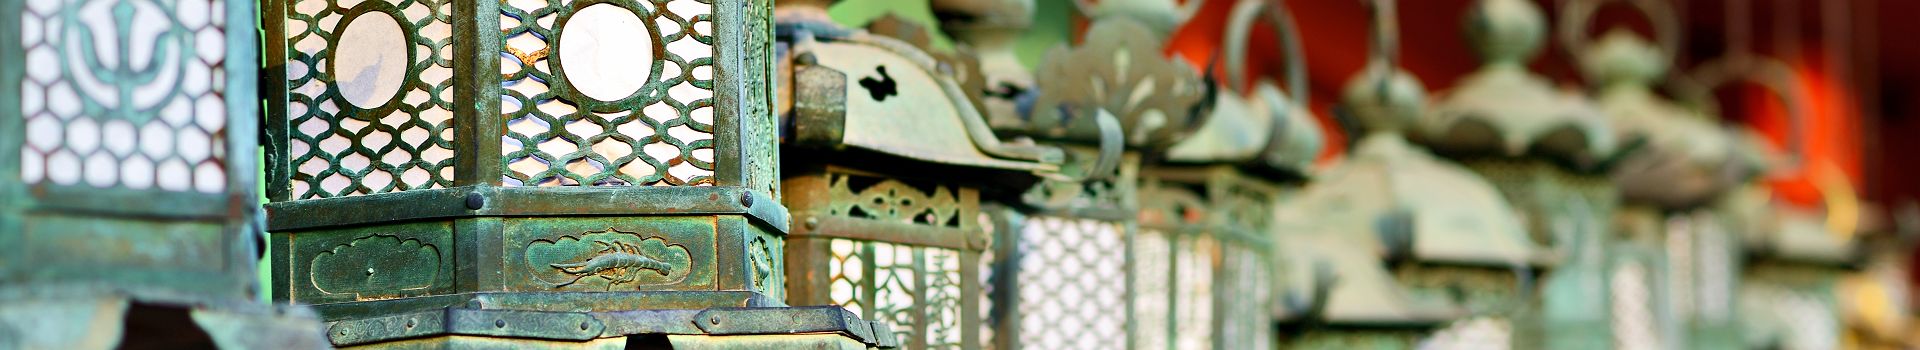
[261,0,893,347]
[1,0,324,346]
[1417,0,1623,347]
[772,2,1068,349]
[1276,0,1542,348]
[944,0,1212,347]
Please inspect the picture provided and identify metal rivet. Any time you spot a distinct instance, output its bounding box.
[465,193,485,210]
[804,217,819,230]
[405,319,416,329]
[580,321,591,331]
[709,316,721,325]
[796,53,818,65]
[739,192,754,207]
[365,268,375,276]
[494,319,506,328]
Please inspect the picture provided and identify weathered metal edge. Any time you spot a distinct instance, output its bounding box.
[265,185,791,233]
[325,305,888,347]
[27,185,233,219]
[785,214,984,251]
[0,0,26,249]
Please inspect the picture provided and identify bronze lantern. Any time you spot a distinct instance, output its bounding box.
[261,0,892,347]
[772,1,1067,349]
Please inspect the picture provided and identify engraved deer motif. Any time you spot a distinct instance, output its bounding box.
[549,240,674,289]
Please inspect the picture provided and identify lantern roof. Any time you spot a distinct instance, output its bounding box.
[1422,0,1619,170]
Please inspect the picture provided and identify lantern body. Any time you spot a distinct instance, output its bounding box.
[262,0,891,346]
[1137,166,1281,350]
[985,150,1140,350]
[1,0,325,346]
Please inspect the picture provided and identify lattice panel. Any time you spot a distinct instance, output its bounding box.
[1011,216,1128,350]
[1132,228,1172,349]
[1611,260,1660,350]
[1218,244,1274,350]
[283,0,455,199]
[823,173,966,229]
[826,238,966,349]
[19,0,232,193]
[499,0,715,187]
[1173,234,1216,350]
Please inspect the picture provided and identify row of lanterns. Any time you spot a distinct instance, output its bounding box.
[0,0,1908,348]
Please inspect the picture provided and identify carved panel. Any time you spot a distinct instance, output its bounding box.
[290,221,454,303]
[823,172,965,229]
[525,228,693,290]
[504,217,715,292]
[311,234,443,295]
[825,238,968,349]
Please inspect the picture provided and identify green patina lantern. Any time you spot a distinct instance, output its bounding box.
[1416,0,1624,348]
[0,0,326,346]
[1560,0,1761,347]
[771,1,1067,349]
[936,0,1213,347]
[260,0,893,347]
[1274,0,1545,348]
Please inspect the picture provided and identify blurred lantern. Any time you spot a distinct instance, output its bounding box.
[0,0,325,346]
[262,0,894,346]
[772,1,1069,349]
[1560,0,1760,347]
[1416,0,1623,348]
[1275,0,1543,348]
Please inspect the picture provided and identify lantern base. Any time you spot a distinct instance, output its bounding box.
[0,292,328,349]
[314,300,896,349]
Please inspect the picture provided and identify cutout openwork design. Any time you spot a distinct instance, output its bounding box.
[500,0,716,187]
[284,0,456,199]
[827,239,965,349]
[19,0,232,193]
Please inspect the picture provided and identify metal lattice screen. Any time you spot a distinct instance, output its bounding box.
[784,169,983,350]
[19,0,234,193]
[499,0,715,187]
[282,0,455,198]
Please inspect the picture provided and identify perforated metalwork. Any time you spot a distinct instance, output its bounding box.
[827,238,965,349]
[1132,228,1172,349]
[1173,234,1216,350]
[1010,216,1128,350]
[1612,260,1660,350]
[1218,243,1274,350]
[499,0,715,187]
[823,173,965,229]
[20,0,232,193]
[283,0,455,198]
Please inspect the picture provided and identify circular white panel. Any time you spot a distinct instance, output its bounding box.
[560,4,654,102]
[331,11,410,109]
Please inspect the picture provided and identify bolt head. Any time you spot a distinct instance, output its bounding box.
[465,193,485,210]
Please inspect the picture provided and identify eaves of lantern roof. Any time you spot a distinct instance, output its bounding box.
[1025,18,1214,152]
[777,25,1065,179]
[1326,135,1552,266]
[1270,223,1463,325]
[1421,66,1618,171]
[1166,81,1323,180]
[1420,0,1619,171]
[1599,87,1751,209]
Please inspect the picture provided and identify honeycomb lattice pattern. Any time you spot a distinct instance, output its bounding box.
[499,0,715,187]
[1612,260,1660,350]
[1173,234,1216,350]
[20,0,232,193]
[283,0,456,199]
[1219,243,1274,350]
[1011,216,1128,350]
[828,238,965,349]
[1132,229,1172,349]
